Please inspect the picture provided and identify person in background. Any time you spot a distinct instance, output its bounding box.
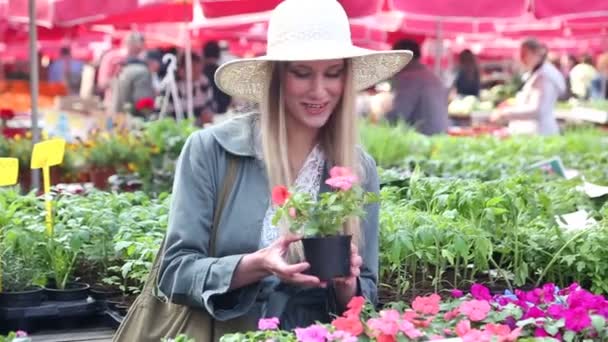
[569,54,597,99]
[111,32,155,117]
[490,38,565,135]
[48,46,84,95]
[166,53,215,125]
[146,49,163,94]
[203,41,232,113]
[590,52,608,100]
[386,39,449,135]
[453,49,481,97]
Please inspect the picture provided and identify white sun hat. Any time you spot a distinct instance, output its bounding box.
[214,0,413,103]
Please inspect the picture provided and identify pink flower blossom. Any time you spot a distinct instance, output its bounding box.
[444,308,460,321]
[451,289,464,298]
[567,289,596,310]
[15,331,28,337]
[367,317,399,336]
[462,329,491,342]
[258,317,280,330]
[398,320,423,339]
[534,327,551,337]
[327,330,357,342]
[564,307,591,332]
[470,284,492,301]
[540,283,556,303]
[484,323,522,342]
[459,300,491,322]
[456,320,472,337]
[295,324,329,342]
[325,166,359,191]
[412,293,441,315]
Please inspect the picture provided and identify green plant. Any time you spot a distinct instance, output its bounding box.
[272,167,379,237]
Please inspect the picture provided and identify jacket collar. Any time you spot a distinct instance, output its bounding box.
[210,113,259,157]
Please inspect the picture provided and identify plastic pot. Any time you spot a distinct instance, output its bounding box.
[44,282,90,301]
[302,235,351,280]
[0,286,45,308]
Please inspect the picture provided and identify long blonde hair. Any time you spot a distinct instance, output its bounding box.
[259,60,363,260]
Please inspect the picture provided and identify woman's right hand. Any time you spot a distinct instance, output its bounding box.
[258,235,323,288]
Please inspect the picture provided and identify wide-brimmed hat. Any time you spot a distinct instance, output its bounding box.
[214,0,413,103]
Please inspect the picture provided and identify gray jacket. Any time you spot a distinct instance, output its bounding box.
[158,113,380,329]
[111,58,154,114]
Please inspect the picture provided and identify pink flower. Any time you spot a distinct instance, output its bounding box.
[484,324,522,341]
[368,317,399,336]
[325,166,359,191]
[15,331,28,337]
[470,284,492,301]
[332,316,364,336]
[456,320,472,337]
[568,289,597,310]
[327,330,357,342]
[429,335,445,340]
[398,320,423,339]
[289,207,297,218]
[258,317,280,330]
[462,329,491,342]
[540,283,556,303]
[459,300,491,322]
[534,327,551,337]
[451,289,464,298]
[412,293,441,315]
[271,186,290,206]
[564,307,591,332]
[444,308,460,321]
[295,324,329,342]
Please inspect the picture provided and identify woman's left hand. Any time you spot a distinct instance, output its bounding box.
[332,243,362,302]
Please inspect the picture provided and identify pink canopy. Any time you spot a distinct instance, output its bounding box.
[88,0,193,25]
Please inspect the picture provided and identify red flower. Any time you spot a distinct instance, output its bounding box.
[135,97,155,111]
[332,316,364,336]
[344,296,366,317]
[271,186,290,206]
[0,108,15,120]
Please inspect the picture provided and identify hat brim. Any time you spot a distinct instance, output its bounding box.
[215,43,412,103]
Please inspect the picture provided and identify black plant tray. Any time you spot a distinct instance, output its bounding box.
[0,298,104,333]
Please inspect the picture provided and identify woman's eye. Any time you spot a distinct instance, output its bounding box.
[290,70,310,78]
[326,69,344,78]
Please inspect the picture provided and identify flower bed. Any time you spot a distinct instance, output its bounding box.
[221,283,608,341]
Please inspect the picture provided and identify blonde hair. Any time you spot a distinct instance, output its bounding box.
[259,60,363,260]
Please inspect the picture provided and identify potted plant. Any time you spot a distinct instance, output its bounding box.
[272,166,379,280]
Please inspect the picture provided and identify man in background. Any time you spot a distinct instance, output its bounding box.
[202,41,231,113]
[111,32,154,116]
[386,39,449,135]
[48,46,84,95]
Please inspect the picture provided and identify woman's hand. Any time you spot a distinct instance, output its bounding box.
[259,235,323,288]
[332,243,362,305]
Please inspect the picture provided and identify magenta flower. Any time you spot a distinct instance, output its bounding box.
[541,283,556,303]
[295,324,329,342]
[567,289,596,310]
[523,306,545,319]
[547,304,566,319]
[325,166,359,191]
[258,317,280,330]
[470,284,492,301]
[451,289,464,298]
[564,307,591,332]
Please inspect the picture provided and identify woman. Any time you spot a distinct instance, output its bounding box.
[490,38,566,135]
[158,0,412,331]
[453,49,481,97]
[590,52,608,100]
[166,53,216,124]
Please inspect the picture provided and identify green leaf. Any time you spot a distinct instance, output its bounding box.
[486,196,503,207]
[516,318,538,327]
[544,320,560,336]
[592,315,606,333]
[563,330,575,342]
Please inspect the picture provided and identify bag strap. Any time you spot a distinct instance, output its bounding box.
[145,154,239,295]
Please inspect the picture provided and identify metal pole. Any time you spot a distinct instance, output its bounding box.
[184,23,194,121]
[434,18,443,78]
[29,0,41,191]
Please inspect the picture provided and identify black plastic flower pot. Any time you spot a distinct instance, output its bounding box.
[0,286,45,308]
[90,285,122,301]
[302,235,351,280]
[44,282,90,301]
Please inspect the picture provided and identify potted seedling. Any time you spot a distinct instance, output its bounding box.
[272,166,379,280]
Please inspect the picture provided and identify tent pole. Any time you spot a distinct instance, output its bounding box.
[29,0,41,191]
[184,23,194,121]
[434,18,443,78]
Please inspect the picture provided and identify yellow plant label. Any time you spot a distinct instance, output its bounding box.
[0,158,19,186]
[31,138,66,169]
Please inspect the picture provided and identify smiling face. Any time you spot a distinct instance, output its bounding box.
[282,59,346,131]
